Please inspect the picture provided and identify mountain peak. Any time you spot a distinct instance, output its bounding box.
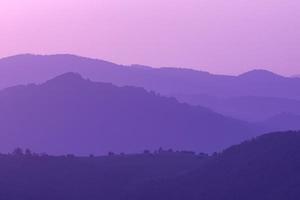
[51,72,84,81]
[44,72,87,87]
[239,69,283,80]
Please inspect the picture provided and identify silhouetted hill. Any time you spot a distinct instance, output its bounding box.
[0,131,299,200]
[0,73,255,155]
[0,151,206,200]
[132,131,300,200]
[1,54,300,100]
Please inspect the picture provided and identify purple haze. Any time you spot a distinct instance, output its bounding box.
[1,0,300,75]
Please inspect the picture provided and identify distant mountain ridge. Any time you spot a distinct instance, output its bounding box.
[1,54,300,123]
[257,112,300,132]
[175,94,300,122]
[0,54,298,99]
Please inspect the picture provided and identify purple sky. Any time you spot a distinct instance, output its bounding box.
[1,0,300,75]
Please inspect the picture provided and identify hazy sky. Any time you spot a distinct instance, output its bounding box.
[0,0,299,75]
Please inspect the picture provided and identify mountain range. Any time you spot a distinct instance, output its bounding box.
[1,54,300,122]
[0,54,299,199]
[0,72,257,155]
[0,55,299,99]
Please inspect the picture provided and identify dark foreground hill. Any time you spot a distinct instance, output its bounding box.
[0,151,206,200]
[0,73,255,154]
[132,131,300,200]
[0,131,299,200]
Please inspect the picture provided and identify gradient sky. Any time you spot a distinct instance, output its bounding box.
[0,0,299,75]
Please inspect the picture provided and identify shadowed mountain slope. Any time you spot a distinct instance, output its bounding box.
[0,73,256,155]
